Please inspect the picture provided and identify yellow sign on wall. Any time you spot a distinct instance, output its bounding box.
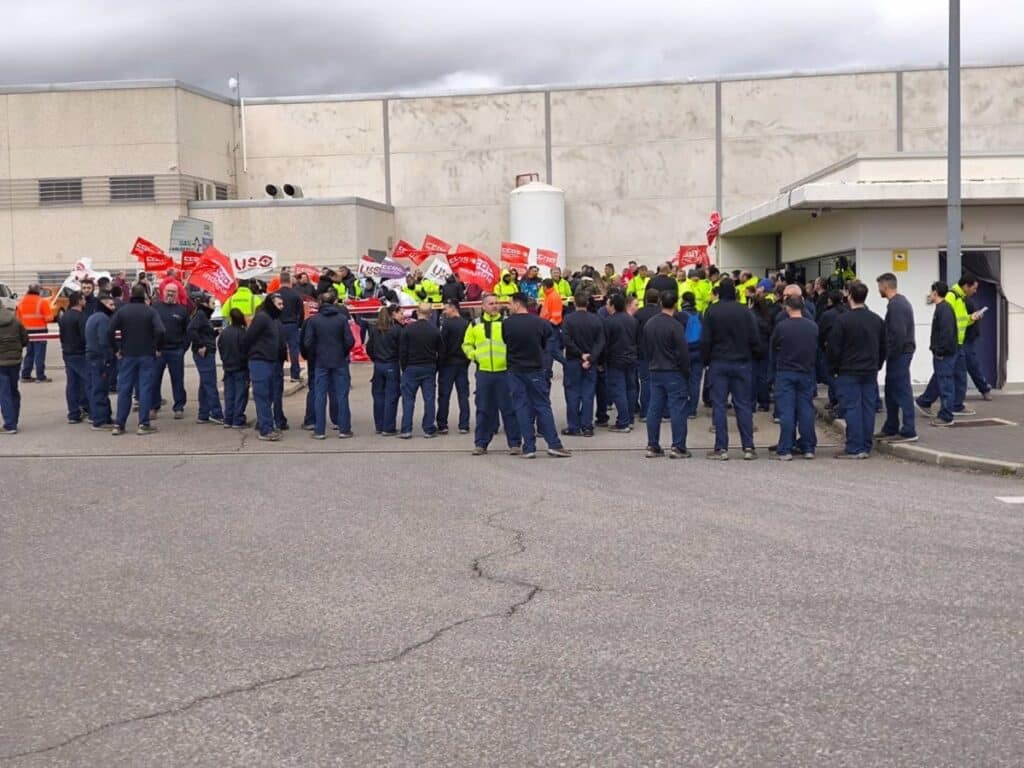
[892,249,909,272]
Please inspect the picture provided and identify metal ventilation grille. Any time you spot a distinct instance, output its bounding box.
[0,175,236,208]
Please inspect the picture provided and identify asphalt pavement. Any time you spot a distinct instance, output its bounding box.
[1,362,1022,766]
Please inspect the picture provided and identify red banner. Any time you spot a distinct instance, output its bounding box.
[349,320,370,362]
[676,245,710,270]
[706,211,722,246]
[450,244,499,291]
[392,239,429,266]
[292,263,321,282]
[131,237,174,272]
[499,241,530,269]
[189,246,237,304]
[180,250,202,271]
[421,234,451,256]
[536,248,559,269]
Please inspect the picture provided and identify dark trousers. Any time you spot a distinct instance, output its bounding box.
[371,361,400,433]
[637,360,651,419]
[646,370,688,451]
[249,359,276,436]
[686,351,703,417]
[314,366,352,435]
[193,351,223,420]
[920,347,967,413]
[543,327,564,377]
[400,364,437,435]
[881,352,916,438]
[116,356,155,428]
[474,370,521,449]
[63,353,90,420]
[223,369,249,427]
[86,356,113,426]
[709,360,754,451]
[563,359,596,433]
[282,322,302,380]
[508,370,562,454]
[0,365,21,429]
[151,348,186,413]
[272,365,286,428]
[962,339,991,395]
[774,370,817,455]
[931,354,957,423]
[109,356,119,392]
[605,364,637,428]
[595,369,609,425]
[21,336,46,380]
[835,373,877,455]
[754,357,771,410]
[437,362,470,431]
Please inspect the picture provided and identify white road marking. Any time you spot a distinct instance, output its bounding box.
[995,496,1024,504]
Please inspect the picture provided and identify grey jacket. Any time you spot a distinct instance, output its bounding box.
[0,308,29,366]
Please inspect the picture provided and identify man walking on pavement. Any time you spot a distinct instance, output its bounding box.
[109,285,165,436]
[399,303,442,439]
[641,290,691,459]
[958,275,993,401]
[923,281,960,427]
[561,291,605,437]
[463,293,523,456]
[875,273,917,443]
[503,293,571,458]
[436,299,470,435]
[827,281,886,458]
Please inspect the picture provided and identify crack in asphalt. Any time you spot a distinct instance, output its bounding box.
[0,511,540,762]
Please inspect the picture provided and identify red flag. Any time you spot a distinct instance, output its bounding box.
[180,250,202,271]
[536,248,559,269]
[499,241,530,269]
[393,239,429,266]
[189,246,237,304]
[421,234,451,256]
[706,211,722,246]
[676,245,710,270]
[292,263,321,282]
[450,244,499,291]
[131,237,173,271]
[349,320,370,362]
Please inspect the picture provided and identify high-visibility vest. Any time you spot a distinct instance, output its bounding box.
[333,281,363,300]
[627,275,650,306]
[403,280,440,304]
[493,278,518,298]
[738,276,759,304]
[694,280,713,314]
[553,278,572,299]
[15,294,53,330]
[461,313,508,372]
[950,284,971,345]
[222,287,262,318]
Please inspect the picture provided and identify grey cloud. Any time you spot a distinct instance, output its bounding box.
[0,0,1020,97]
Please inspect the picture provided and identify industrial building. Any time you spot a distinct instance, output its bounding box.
[0,62,1022,381]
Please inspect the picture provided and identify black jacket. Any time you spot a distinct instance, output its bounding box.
[58,309,87,355]
[155,302,190,351]
[242,307,282,363]
[633,305,660,360]
[642,313,690,374]
[826,306,886,375]
[109,299,164,357]
[647,274,677,296]
[440,280,465,304]
[883,293,916,360]
[217,325,248,373]
[700,298,760,366]
[562,310,605,361]
[188,307,218,355]
[439,315,469,365]
[277,286,305,325]
[770,315,818,373]
[930,300,959,357]
[399,319,442,369]
[603,312,638,368]
[302,304,355,368]
[366,325,401,364]
[817,304,845,352]
[503,312,552,372]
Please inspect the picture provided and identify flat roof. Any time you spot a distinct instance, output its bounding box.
[189,197,394,214]
[1,59,1022,105]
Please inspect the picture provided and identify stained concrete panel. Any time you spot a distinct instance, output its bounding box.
[389,148,546,207]
[243,155,387,202]
[553,140,716,202]
[393,205,509,255]
[903,67,1024,135]
[0,96,9,180]
[245,101,384,158]
[176,90,235,183]
[388,93,545,153]
[551,83,715,146]
[8,145,180,179]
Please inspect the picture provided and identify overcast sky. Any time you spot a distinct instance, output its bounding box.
[2,1,1021,97]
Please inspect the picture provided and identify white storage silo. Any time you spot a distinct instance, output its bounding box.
[509,182,566,275]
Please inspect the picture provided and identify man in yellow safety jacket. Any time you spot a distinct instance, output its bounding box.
[493,270,518,301]
[402,273,441,304]
[461,293,523,455]
[550,267,573,301]
[222,280,263,319]
[626,266,650,307]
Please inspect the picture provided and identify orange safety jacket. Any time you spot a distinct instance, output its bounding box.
[16,294,53,330]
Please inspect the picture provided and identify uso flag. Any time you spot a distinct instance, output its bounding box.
[189,246,237,304]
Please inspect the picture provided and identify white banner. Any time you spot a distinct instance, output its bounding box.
[62,258,111,293]
[230,250,278,279]
[421,255,452,286]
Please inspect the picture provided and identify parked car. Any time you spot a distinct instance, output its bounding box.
[0,283,17,311]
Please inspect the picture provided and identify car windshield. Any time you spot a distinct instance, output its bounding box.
[0,285,10,298]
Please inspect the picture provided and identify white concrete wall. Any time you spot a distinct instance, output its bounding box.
[176,89,235,183]
[551,83,716,267]
[241,100,386,201]
[1002,246,1024,383]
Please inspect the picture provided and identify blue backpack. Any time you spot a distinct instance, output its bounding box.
[684,310,702,346]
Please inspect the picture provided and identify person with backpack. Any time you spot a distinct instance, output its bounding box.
[679,291,704,418]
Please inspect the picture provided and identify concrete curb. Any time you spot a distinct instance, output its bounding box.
[814,402,1024,478]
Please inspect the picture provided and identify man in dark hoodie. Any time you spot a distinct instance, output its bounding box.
[189,294,224,424]
[603,293,639,432]
[0,304,28,434]
[84,293,116,429]
[398,303,442,438]
[244,293,285,441]
[701,277,760,460]
[633,288,663,421]
[303,289,355,439]
[923,281,959,427]
[436,299,470,434]
[109,284,165,436]
[217,308,250,429]
[642,290,692,459]
[152,283,190,420]
[58,291,90,424]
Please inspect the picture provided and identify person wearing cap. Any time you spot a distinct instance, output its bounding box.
[188,293,225,425]
[436,300,470,434]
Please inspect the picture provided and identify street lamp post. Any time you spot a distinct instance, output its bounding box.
[947,0,961,282]
[229,74,248,174]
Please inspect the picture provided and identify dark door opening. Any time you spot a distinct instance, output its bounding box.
[939,249,1005,389]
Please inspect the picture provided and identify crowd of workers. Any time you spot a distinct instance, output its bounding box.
[0,258,993,459]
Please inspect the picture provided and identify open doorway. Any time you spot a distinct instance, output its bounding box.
[940,248,1006,389]
[786,250,856,287]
